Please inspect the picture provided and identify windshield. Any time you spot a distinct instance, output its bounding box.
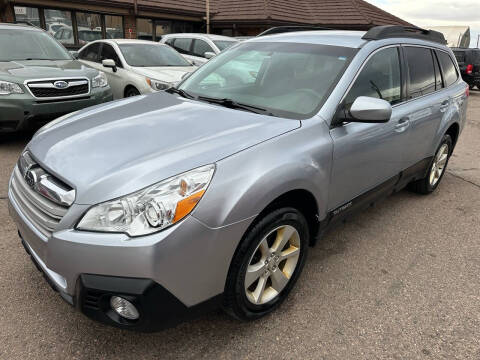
[179,42,356,119]
[119,44,191,67]
[213,40,237,51]
[0,29,71,61]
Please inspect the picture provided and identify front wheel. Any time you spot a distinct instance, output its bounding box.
[223,207,309,320]
[125,87,140,97]
[409,134,452,194]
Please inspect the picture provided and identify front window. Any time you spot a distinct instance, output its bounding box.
[0,28,72,61]
[179,42,356,119]
[119,44,191,67]
[213,40,237,51]
[344,47,402,108]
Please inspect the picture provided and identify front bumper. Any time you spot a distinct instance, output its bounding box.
[19,234,221,331]
[0,87,113,132]
[8,185,253,330]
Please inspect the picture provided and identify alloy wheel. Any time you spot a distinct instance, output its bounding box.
[244,225,301,305]
[429,143,449,187]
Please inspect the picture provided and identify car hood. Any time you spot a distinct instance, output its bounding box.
[131,66,196,84]
[0,60,97,81]
[28,92,300,204]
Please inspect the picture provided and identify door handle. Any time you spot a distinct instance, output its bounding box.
[440,100,449,112]
[395,117,410,132]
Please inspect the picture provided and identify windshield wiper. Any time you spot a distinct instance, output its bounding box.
[165,87,195,99]
[197,96,274,116]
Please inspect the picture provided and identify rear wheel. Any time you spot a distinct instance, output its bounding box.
[409,134,452,194]
[223,207,309,320]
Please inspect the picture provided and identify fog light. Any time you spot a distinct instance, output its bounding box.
[110,296,139,320]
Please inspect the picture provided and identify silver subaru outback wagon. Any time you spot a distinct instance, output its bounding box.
[8,26,469,331]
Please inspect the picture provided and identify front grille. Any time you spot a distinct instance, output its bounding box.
[10,166,70,238]
[83,290,102,310]
[26,79,89,99]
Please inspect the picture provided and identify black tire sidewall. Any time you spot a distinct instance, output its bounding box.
[125,87,140,97]
[225,207,309,320]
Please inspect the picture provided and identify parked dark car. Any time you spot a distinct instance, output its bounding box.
[452,47,480,89]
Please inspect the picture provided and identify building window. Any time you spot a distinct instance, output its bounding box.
[155,20,171,41]
[105,15,124,39]
[137,18,153,41]
[14,6,40,27]
[76,12,102,45]
[44,9,73,45]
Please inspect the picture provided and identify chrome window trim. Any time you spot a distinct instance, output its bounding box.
[23,77,91,101]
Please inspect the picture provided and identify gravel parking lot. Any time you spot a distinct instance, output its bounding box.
[0,92,479,360]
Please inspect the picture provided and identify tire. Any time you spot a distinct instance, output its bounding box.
[125,87,140,97]
[223,207,309,321]
[408,134,453,194]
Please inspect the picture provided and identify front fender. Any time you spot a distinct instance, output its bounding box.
[193,120,333,229]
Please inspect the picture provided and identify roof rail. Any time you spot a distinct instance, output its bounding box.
[257,26,334,37]
[362,25,447,45]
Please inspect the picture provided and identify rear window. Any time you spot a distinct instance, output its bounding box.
[437,51,459,87]
[405,47,436,99]
[453,50,465,64]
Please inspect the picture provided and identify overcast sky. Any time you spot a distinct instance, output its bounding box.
[366,0,480,47]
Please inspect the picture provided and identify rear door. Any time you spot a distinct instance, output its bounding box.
[401,46,447,168]
[328,46,411,210]
[436,50,468,125]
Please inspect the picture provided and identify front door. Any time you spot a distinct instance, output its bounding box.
[328,46,410,210]
[99,43,126,99]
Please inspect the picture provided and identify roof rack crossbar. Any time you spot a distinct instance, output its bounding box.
[257,26,335,37]
[362,25,447,45]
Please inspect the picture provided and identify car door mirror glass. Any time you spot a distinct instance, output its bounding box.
[204,51,216,59]
[349,96,392,123]
[102,59,117,72]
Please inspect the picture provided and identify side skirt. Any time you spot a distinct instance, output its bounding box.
[313,157,432,245]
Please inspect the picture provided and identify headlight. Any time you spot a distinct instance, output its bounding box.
[0,80,24,95]
[146,78,171,91]
[77,164,215,236]
[92,71,108,88]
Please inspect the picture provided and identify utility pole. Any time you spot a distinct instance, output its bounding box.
[206,0,210,34]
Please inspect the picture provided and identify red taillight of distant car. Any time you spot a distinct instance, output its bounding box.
[466,64,473,75]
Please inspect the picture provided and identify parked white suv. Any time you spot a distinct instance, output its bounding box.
[161,33,238,66]
[77,39,197,99]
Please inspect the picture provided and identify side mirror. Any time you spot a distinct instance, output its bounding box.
[349,96,392,123]
[102,59,117,72]
[70,51,79,60]
[204,51,216,60]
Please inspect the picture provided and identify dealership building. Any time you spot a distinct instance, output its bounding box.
[0,0,410,48]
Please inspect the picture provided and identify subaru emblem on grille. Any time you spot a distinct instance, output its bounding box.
[24,169,38,188]
[53,81,69,89]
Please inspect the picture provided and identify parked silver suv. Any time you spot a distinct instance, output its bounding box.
[8,26,469,331]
